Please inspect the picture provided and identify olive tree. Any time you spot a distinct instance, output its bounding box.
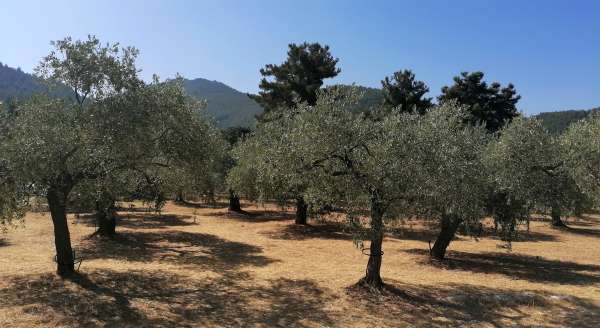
[562,112,600,204]
[227,114,310,223]
[222,126,252,212]
[259,86,430,288]
[0,37,225,276]
[485,117,587,229]
[410,103,490,260]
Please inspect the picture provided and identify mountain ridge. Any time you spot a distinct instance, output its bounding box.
[0,62,262,127]
[1,62,597,131]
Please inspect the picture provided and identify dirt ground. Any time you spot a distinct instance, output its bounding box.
[1,201,599,327]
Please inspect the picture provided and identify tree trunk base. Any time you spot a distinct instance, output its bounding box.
[95,220,117,238]
[295,197,308,225]
[552,218,568,228]
[356,275,384,291]
[430,215,461,261]
[228,190,242,213]
[551,208,568,228]
[56,263,76,278]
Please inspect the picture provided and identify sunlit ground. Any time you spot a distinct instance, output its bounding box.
[1,201,599,327]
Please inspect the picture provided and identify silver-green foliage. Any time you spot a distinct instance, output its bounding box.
[562,112,600,203]
[227,108,304,203]
[485,117,587,216]
[409,102,490,224]
[236,86,490,227]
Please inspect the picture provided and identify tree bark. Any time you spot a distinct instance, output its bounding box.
[295,197,308,225]
[358,193,385,289]
[47,185,75,277]
[551,206,567,227]
[228,189,241,212]
[430,214,462,261]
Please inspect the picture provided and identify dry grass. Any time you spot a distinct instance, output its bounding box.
[1,201,600,327]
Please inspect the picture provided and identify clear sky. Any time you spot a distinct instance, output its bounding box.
[1,0,599,114]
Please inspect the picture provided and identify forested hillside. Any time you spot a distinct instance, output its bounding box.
[535,107,600,134]
[0,62,70,101]
[183,78,262,127]
[0,62,262,127]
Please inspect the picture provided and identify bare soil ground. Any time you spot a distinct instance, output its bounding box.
[1,201,600,327]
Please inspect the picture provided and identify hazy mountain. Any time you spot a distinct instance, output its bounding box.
[182,78,262,127]
[0,62,71,102]
[0,62,262,127]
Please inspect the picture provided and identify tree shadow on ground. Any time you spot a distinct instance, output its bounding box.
[562,225,600,238]
[263,221,467,243]
[262,223,355,241]
[0,269,335,327]
[207,209,295,223]
[472,227,559,242]
[74,213,197,230]
[115,206,155,213]
[79,230,277,271]
[0,238,10,247]
[4,272,598,328]
[404,248,600,285]
[175,200,229,209]
[347,280,600,327]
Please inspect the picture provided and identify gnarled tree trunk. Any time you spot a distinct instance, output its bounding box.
[228,189,241,212]
[47,185,75,277]
[358,193,385,289]
[430,214,462,261]
[295,197,308,225]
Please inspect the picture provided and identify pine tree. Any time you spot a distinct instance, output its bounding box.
[250,42,340,120]
[381,69,432,115]
[439,71,520,133]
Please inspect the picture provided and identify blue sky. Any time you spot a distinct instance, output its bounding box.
[1,0,599,114]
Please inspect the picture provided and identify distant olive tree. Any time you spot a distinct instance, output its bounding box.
[227,113,310,224]
[562,112,600,204]
[485,117,588,230]
[222,126,253,212]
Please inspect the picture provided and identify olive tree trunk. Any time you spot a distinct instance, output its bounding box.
[228,189,241,212]
[96,198,117,237]
[295,197,308,225]
[551,206,567,227]
[175,190,185,203]
[430,214,462,261]
[47,185,75,277]
[358,193,385,289]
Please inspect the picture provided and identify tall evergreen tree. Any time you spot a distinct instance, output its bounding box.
[381,69,432,115]
[250,42,340,119]
[439,71,520,133]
